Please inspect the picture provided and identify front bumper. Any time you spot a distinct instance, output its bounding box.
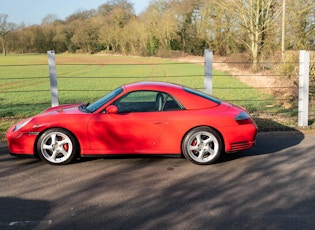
[6,126,38,155]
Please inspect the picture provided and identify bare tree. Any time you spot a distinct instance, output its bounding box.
[140,0,179,55]
[199,0,240,55]
[216,0,282,70]
[98,0,135,54]
[285,0,315,50]
[0,14,16,55]
[2,0,313,58]
[72,19,100,53]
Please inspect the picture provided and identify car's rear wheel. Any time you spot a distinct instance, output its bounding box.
[36,128,78,165]
[182,127,223,165]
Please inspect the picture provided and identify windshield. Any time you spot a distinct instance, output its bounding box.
[85,87,123,112]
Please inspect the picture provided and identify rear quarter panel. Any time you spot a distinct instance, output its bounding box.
[156,107,256,153]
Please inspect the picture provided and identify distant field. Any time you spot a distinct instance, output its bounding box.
[1,54,276,138]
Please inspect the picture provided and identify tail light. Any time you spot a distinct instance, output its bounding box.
[235,111,254,125]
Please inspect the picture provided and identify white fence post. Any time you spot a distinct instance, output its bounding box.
[204,49,213,94]
[47,50,59,107]
[298,50,310,127]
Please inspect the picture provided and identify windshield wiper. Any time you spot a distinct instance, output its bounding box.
[79,103,91,113]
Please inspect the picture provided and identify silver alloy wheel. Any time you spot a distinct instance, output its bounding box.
[40,131,74,164]
[182,127,222,165]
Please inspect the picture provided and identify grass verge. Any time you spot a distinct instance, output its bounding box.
[1,54,291,140]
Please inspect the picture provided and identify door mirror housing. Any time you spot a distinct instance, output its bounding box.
[105,105,118,114]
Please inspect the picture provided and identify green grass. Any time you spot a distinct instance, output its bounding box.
[0,54,285,138]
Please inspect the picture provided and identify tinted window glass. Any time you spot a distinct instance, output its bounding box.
[183,87,221,104]
[87,87,123,112]
[114,91,182,113]
[163,95,182,111]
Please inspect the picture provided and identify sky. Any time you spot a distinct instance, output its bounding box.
[1,0,150,25]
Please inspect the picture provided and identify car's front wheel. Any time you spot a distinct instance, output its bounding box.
[36,128,78,165]
[182,127,223,165]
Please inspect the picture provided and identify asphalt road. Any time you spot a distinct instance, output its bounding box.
[1,131,315,230]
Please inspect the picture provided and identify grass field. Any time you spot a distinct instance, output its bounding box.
[1,54,282,138]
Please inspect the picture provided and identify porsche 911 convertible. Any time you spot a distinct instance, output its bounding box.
[6,81,257,165]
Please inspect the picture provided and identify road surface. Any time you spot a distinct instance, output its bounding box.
[1,131,315,229]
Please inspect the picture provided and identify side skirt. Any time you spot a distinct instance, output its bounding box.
[81,154,181,159]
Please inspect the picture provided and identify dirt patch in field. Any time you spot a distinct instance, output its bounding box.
[56,54,298,108]
[174,55,298,108]
[56,54,168,65]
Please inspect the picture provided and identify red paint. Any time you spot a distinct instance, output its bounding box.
[7,82,257,158]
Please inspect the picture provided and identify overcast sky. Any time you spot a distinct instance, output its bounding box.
[1,0,149,25]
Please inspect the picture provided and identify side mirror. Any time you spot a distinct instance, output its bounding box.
[105,105,118,114]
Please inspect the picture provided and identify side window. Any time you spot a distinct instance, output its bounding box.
[114,91,157,113]
[163,95,182,111]
[113,91,182,113]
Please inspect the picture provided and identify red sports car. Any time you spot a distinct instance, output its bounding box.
[6,81,257,165]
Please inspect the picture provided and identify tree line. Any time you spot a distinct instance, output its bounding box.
[1,0,314,65]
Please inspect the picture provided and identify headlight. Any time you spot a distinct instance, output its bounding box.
[14,119,32,132]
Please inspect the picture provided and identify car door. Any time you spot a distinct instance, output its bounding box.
[87,91,167,153]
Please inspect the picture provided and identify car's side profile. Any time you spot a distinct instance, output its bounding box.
[6,81,257,165]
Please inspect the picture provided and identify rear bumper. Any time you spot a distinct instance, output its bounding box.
[222,124,257,152]
[227,140,256,152]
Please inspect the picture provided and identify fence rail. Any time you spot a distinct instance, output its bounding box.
[1,51,314,130]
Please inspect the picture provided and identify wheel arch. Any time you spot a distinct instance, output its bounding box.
[33,127,81,158]
[180,125,225,154]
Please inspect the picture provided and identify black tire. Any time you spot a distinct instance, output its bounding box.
[36,128,78,165]
[182,127,223,165]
